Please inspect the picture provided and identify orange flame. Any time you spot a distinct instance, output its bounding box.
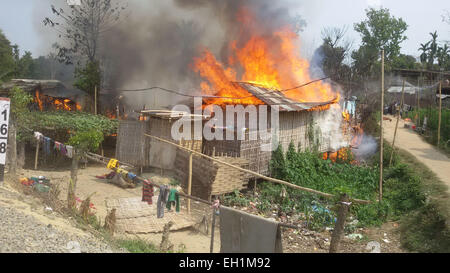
[34,90,82,111]
[193,8,339,107]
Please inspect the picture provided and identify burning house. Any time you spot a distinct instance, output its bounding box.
[201,82,349,175]
[112,1,358,199]
[0,79,85,111]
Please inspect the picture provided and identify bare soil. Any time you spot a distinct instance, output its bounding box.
[16,160,407,253]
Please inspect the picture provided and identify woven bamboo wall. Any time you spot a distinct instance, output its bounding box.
[175,149,250,200]
[116,120,148,167]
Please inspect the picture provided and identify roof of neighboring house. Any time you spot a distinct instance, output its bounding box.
[136,109,210,120]
[0,79,87,101]
[236,82,337,112]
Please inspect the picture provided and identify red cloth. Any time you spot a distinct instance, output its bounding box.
[142,180,154,204]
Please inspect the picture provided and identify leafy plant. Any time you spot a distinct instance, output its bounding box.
[67,130,104,153]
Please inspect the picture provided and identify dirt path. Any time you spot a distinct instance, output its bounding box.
[382,115,450,193]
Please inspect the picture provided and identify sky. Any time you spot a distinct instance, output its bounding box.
[0,0,448,59]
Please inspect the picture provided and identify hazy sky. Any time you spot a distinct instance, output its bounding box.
[0,0,448,59]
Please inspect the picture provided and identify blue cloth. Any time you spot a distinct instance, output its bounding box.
[127,172,137,180]
[43,137,52,155]
[346,101,356,116]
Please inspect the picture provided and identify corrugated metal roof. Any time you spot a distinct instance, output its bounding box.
[236,82,337,112]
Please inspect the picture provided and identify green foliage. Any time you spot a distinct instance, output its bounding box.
[31,111,118,136]
[67,130,104,152]
[74,61,101,97]
[223,190,253,207]
[400,201,450,253]
[352,7,408,78]
[0,29,15,82]
[116,239,159,253]
[9,87,34,141]
[270,145,286,179]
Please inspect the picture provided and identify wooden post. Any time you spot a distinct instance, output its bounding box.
[329,194,351,253]
[34,139,39,170]
[187,152,193,214]
[210,208,217,253]
[70,152,79,190]
[389,79,405,167]
[417,77,421,127]
[379,50,385,201]
[438,81,442,146]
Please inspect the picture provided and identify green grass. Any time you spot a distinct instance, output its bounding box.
[394,148,450,253]
[116,239,159,253]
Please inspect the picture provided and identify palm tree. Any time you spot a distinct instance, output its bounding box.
[428,31,438,67]
[437,44,450,67]
[419,42,430,64]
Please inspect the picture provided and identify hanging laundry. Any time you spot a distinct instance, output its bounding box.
[142,180,154,205]
[34,132,43,141]
[54,141,62,151]
[66,145,73,158]
[166,189,180,212]
[60,144,68,157]
[219,206,283,253]
[157,185,170,218]
[43,137,52,155]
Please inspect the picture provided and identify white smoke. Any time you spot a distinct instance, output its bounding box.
[314,104,349,151]
[352,134,378,161]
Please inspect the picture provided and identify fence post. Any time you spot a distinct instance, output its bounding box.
[187,152,193,214]
[210,207,217,253]
[438,81,442,146]
[329,194,351,253]
[34,139,39,170]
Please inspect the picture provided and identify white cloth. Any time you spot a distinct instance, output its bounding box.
[34,132,43,141]
[66,145,73,158]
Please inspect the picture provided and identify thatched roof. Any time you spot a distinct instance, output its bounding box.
[0,79,87,101]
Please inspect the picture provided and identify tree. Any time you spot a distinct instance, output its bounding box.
[419,42,430,64]
[291,14,307,34]
[352,8,408,78]
[0,29,15,82]
[74,60,101,112]
[17,51,36,79]
[43,0,127,65]
[317,26,353,81]
[427,31,439,67]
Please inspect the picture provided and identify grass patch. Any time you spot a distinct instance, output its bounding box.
[394,148,450,253]
[116,239,159,253]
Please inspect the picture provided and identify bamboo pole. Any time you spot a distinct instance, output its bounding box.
[438,81,442,146]
[143,133,372,204]
[417,77,421,126]
[34,140,39,170]
[187,152,193,214]
[379,50,385,202]
[389,79,405,167]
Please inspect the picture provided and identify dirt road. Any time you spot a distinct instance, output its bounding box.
[382,116,450,193]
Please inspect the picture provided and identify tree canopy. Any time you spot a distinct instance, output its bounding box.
[352,8,408,78]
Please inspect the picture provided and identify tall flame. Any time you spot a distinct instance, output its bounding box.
[193,8,338,107]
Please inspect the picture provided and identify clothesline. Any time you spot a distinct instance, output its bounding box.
[33,131,74,159]
[83,152,302,230]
